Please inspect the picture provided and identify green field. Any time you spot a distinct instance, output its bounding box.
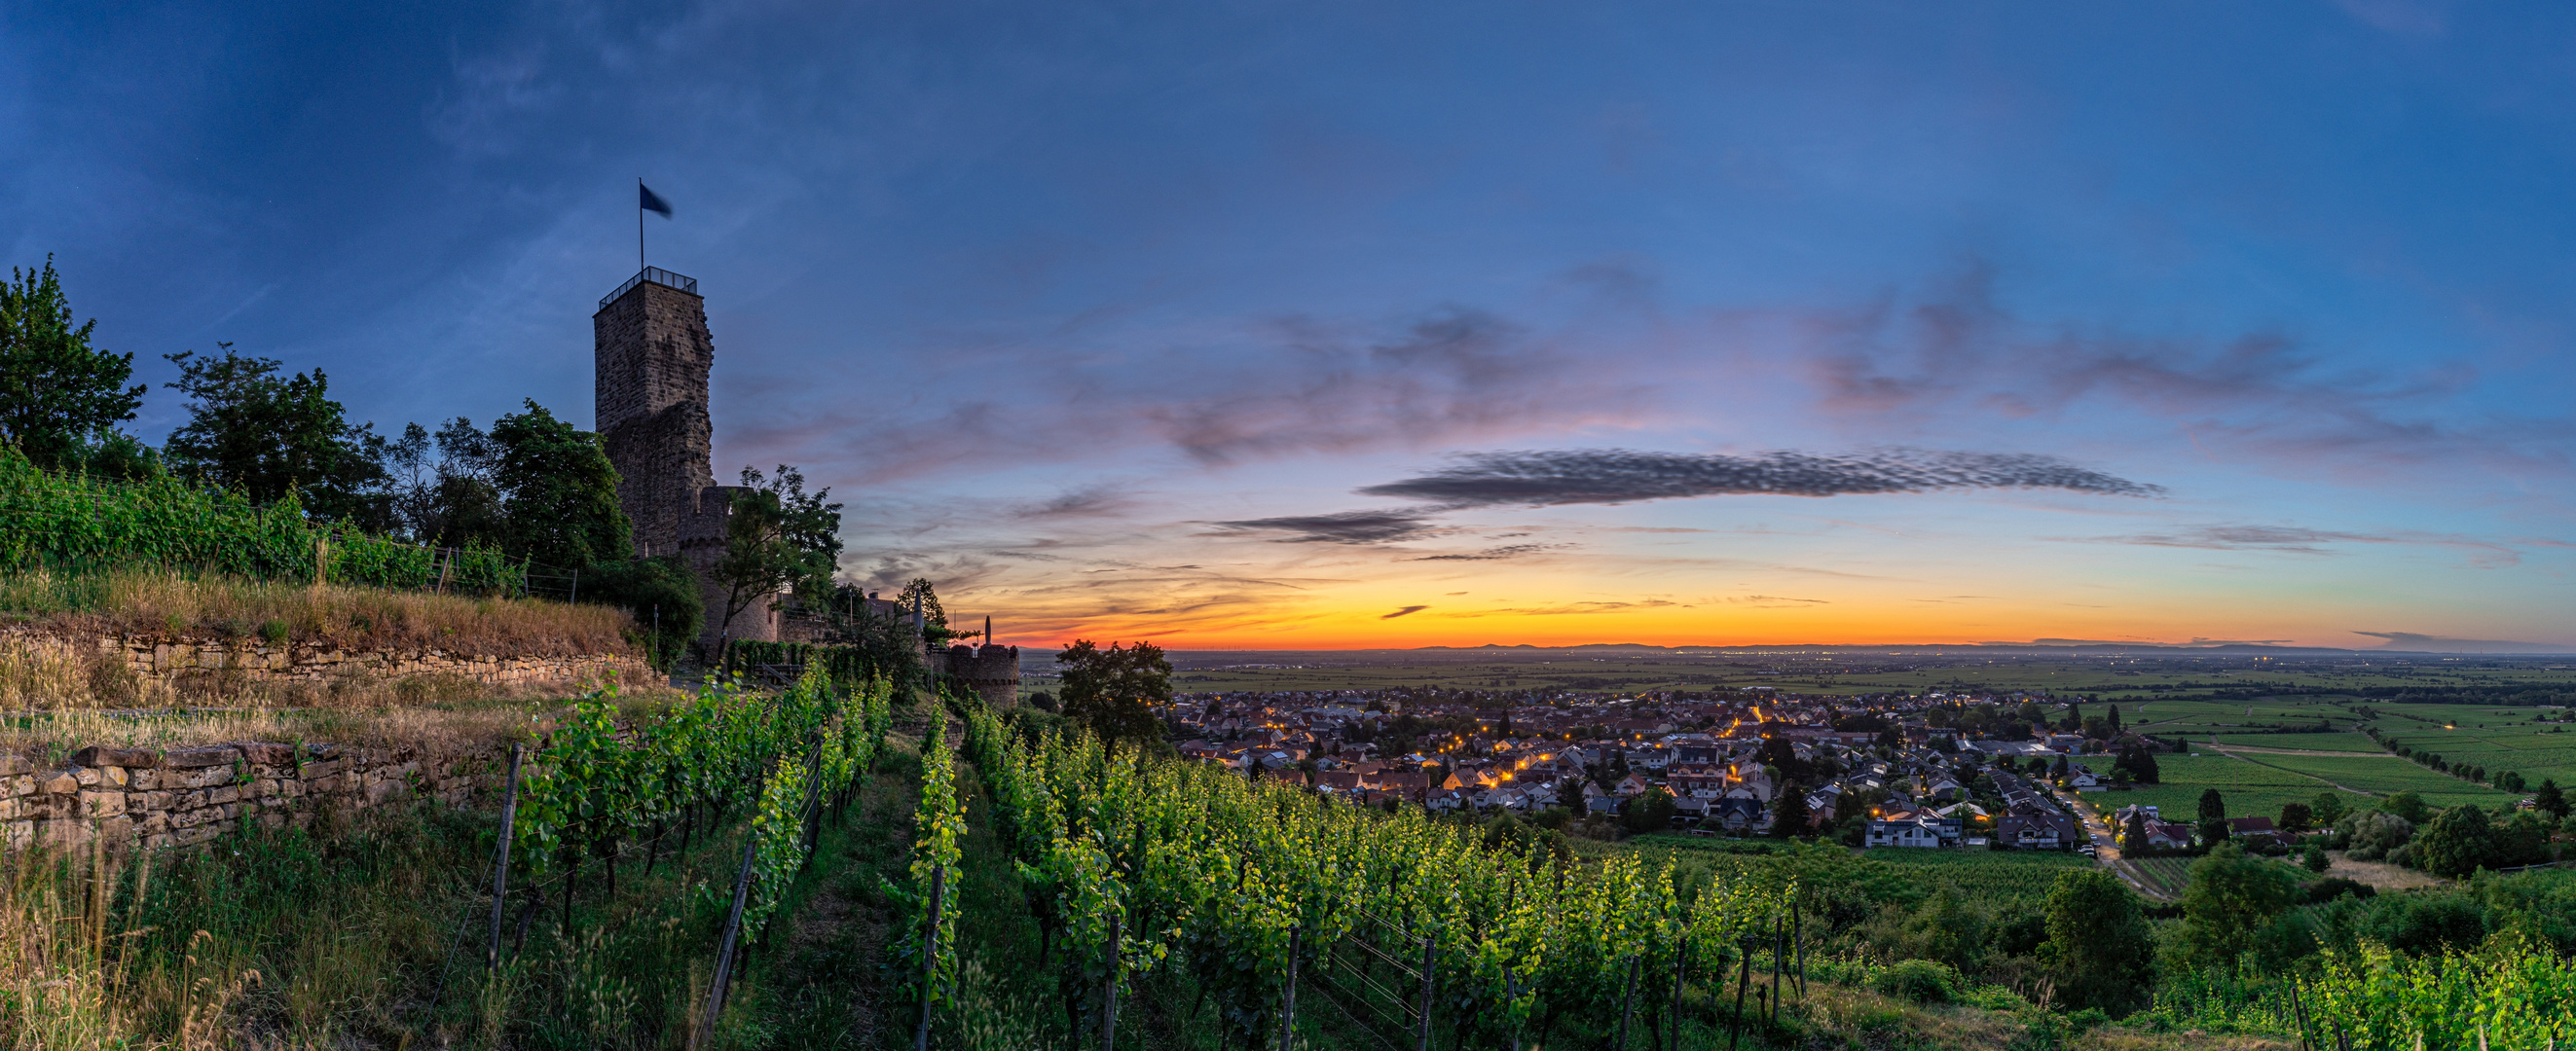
[2124,697,2366,734]
[2210,731,2385,751]
[2071,752,2362,823]
[2231,752,2517,809]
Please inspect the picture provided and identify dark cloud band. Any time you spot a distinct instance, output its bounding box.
[1357,448,2162,506]
[1210,510,1441,544]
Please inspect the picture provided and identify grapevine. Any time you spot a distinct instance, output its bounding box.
[952,692,1791,1044]
[507,662,892,946]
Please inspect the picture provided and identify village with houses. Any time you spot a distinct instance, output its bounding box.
[1154,686,2220,852]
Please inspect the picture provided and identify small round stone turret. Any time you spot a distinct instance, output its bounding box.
[943,639,1021,708]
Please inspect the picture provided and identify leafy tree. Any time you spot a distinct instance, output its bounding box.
[2197,788,2226,822]
[2169,843,2302,969]
[2493,810,2555,868]
[2309,790,2350,827]
[577,556,703,670]
[2121,810,2150,852]
[2279,801,2314,834]
[2342,811,2414,861]
[2533,779,2567,819]
[1056,639,1172,744]
[708,464,843,641]
[2061,702,2083,732]
[162,344,388,524]
[1622,787,1676,834]
[2411,804,2495,878]
[2038,868,2153,1015]
[1769,783,1810,839]
[488,401,629,569]
[1895,888,1988,974]
[0,257,147,474]
[2379,790,2432,825]
[2301,842,2331,873]
[2107,705,2121,732]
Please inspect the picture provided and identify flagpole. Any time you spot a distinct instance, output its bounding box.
[638,177,645,273]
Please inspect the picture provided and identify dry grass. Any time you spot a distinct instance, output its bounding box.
[0,630,660,713]
[0,682,686,762]
[0,568,640,659]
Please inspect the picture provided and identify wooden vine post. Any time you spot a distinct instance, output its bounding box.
[1417,934,1437,1051]
[1768,914,1785,1023]
[913,864,948,1051]
[699,783,770,1050]
[1102,913,1122,1051]
[1277,925,1301,1051]
[486,743,525,969]
[1616,954,1639,1051]
[1728,937,1752,1051]
[1668,941,1686,1051]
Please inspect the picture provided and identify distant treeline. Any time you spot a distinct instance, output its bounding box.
[2203,684,2576,706]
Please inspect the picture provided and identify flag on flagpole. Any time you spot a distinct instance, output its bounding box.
[640,183,674,218]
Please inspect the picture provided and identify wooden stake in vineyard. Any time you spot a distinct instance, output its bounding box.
[1103,913,1122,1051]
[1729,937,1752,1051]
[1616,955,1640,1051]
[914,864,947,1051]
[1768,914,1784,1024]
[1278,925,1301,1051]
[486,743,524,970]
[1417,934,1437,1051]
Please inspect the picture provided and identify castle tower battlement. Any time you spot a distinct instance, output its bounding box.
[943,642,1022,708]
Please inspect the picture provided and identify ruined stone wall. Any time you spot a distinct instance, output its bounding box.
[4,741,502,852]
[680,484,778,644]
[58,633,655,691]
[594,277,717,560]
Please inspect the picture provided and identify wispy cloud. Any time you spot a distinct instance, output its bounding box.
[1439,598,1681,618]
[1719,595,1829,607]
[1411,544,1552,562]
[1797,264,2567,481]
[1381,605,1429,619]
[1358,447,2161,507]
[2059,524,2522,565]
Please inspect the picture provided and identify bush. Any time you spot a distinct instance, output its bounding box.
[1872,959,1958,1003]
[2303,877,2375,903]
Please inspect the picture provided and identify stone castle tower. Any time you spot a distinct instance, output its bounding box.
[594,267,777,645]
[941,618,1022,707]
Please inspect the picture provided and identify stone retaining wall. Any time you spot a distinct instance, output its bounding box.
[4,741,504,852]
[71,633,653,690]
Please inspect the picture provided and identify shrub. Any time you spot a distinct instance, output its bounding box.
[1872,959,1958,1003]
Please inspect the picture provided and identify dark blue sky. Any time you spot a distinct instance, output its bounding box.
[8,1,2573,648]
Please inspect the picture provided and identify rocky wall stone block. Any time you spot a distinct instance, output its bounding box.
[163,746,241,770]
[71,746,156,769]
